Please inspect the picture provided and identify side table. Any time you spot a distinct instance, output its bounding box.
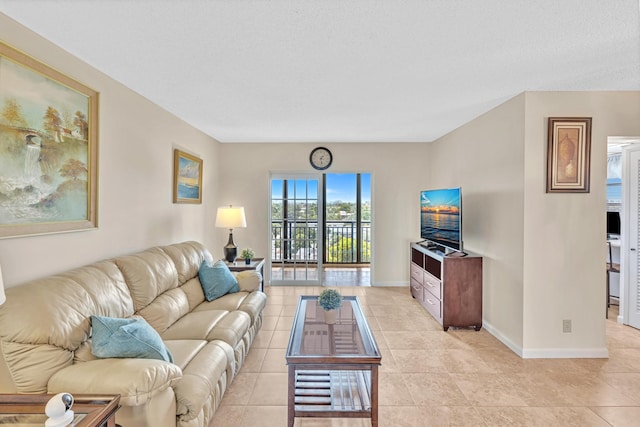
[0,394,120,427]
[227,258,265,291]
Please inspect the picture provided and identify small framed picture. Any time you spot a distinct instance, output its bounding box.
[546,117,592,193]
[173,149,202,204]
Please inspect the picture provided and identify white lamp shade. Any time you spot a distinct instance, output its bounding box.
[215,206,247,229]
[0,264,5,305]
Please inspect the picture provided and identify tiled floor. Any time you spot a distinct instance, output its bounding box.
[210,286,640,427]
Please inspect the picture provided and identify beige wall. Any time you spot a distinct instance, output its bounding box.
[0,13,220,287]
[429,90,640,357]
[428,94,527,350]
[522,92,640,357]
[216,142,430,285]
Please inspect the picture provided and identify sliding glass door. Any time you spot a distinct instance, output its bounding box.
[270,174,322,285]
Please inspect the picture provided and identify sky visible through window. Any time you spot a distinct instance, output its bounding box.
[271,174,371,203]
[326,173,371,203]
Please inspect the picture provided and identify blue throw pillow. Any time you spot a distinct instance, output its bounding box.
[91,315,173,362]
[198,260,239,301]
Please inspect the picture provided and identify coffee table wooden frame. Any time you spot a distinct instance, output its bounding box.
[286,295,381,426]
[0,394,120,427]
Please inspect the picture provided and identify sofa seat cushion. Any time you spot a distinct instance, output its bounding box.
[194,291,267,324]
[194,292,248,312]
[160,310,226,340]
[160,310,251,349]
[164,340,208,370]
[171,340,235,421]
[237,291,268,324]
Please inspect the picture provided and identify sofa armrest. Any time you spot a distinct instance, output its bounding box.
[235,270,261,292]
[47,358,182,406]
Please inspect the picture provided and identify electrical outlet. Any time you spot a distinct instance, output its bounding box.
[563,319,572,333]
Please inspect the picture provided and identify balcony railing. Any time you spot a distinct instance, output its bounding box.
[271,220,371,264]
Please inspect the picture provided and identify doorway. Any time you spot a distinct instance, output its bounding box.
[608,136,640,327]
[622,140,640,328]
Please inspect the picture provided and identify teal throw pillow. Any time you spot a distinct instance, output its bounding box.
[199,260,240,301]
[91,315,173,362]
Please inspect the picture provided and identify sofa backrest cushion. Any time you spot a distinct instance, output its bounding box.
[160,241,212,311]
[0,260,134,393]
[115,247,178,310]
[160,241,213,286]
[115,242,213,334]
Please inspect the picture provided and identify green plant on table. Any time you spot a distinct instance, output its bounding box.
[318,288,343,311]
[240,248,255,259]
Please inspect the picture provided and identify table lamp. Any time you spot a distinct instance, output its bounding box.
[0,264,5,305]
[215,205,247,262]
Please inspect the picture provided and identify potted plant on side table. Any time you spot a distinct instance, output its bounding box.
[240,248,255,265]
[317,288,343,324]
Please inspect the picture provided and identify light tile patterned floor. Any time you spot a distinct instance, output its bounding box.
[210,284,639,427]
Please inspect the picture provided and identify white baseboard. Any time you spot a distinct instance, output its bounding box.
[482,320,609,359]
[371,281,408,287]
[482,320,524,357]
[521,347,609,359]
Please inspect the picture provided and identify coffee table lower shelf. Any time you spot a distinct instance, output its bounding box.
[293,369,372,418]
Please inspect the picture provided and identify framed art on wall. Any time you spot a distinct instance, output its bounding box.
[173,149,203,204]
[546,117,592,193]
[0,41,99,238]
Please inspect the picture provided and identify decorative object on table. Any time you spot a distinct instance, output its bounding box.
[173,149,203,203]
[546,117,592,193]
[309,146,333,170]
[0,263,5,305]
[0,41,98,239]
[45,392,74,427]
[215,205,247,262]
[240,248,255,264]
[317,288,343,324]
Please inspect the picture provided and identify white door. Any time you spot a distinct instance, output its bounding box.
[624,145,640,328]
[269,174,323,286]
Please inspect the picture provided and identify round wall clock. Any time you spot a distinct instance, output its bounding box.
[309,147,333,170]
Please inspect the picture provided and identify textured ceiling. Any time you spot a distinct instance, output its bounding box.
[1,0,639,143]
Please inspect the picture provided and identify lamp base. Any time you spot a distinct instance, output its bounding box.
[224,231,237,263]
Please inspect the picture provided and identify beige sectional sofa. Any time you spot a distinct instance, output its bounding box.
[0,241,267,427]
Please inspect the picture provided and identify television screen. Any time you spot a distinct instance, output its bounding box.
[420,187,462,251]
[607,211,620,236]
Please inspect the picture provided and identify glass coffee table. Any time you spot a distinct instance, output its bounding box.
[286,295,381,427]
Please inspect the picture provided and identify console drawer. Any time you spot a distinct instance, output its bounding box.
[423,271,441,300]
[423,291,442,322]
[410,278,423,302]
[410,263,424,285]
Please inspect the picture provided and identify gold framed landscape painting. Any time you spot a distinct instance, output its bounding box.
[0,42,99,238]
[546,117,592,193]
[173,149,203,204]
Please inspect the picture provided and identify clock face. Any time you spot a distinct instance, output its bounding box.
[310,147,333,170]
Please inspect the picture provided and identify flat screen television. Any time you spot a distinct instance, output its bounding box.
[420,187,462,252]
